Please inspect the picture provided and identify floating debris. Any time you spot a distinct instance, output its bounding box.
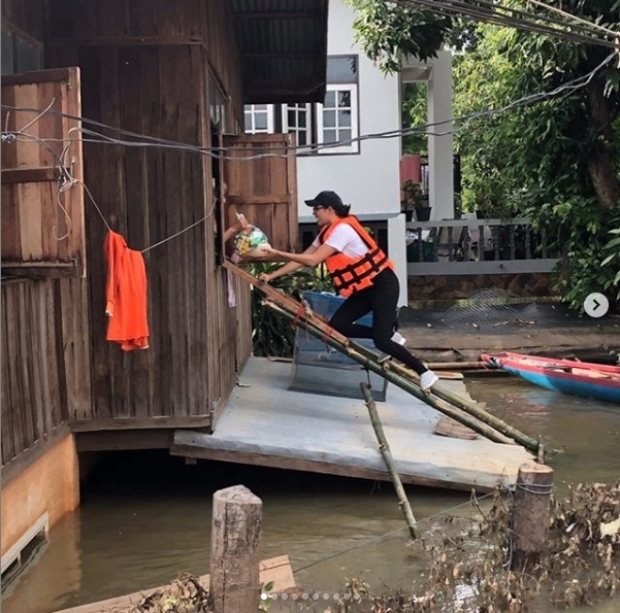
[128,575,211,613]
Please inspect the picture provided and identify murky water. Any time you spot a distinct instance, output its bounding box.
[3,377,620,613]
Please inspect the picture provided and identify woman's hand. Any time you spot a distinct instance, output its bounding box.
[257,272,273,284]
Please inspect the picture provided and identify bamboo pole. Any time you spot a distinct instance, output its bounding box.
[266,301,523,447]
[382,359,541,452]
[321,333,541,453]
[360,383,419,539]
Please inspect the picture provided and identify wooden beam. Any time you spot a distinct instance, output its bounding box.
[0,263,81,279]
[235,12,318,19]
[1,423,70,485]
[1,166,61,184]
[70,415,211,432]
[52,555,295,613]
[75,429,173,452]
[227,195,291,205]
[49,36,205,47]
[2,68,72,86]
[169,444,484,492]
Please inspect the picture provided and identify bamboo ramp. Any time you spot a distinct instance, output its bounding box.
[224,261,541,456]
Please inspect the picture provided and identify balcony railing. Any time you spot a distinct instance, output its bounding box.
[405,218,561,276]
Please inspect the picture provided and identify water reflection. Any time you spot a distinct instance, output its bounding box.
[3,377,619,613]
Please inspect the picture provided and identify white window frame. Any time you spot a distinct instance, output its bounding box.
[316,84,359,154]
[243,104,274,134]
[281,103,312,150]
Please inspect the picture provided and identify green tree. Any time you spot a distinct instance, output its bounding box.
[348,0,620,309]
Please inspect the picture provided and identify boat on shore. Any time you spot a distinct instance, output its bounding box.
[481,352,620,405]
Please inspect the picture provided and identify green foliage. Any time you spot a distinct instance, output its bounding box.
[249,263,334,358]
[346,0,453,72]
[452,15,620,306]
[402,82,427,155]
[602,228,620,300]
[528,196,620,310]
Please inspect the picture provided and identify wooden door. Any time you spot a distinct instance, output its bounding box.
[1,67,85,277]
[223,133,298,252]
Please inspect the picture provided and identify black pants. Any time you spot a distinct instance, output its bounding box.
[329,268,428,375]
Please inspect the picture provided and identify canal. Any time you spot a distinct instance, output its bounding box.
[3,376,620,613]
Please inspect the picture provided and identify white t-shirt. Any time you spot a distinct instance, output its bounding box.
[312,223,369,257]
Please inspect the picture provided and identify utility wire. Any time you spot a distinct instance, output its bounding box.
[521,0,619,38]
[394,0,614,42]
[391,0,619,49]
[2,48,614,253]
[3,49,613,162]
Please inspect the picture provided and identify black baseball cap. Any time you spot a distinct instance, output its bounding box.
[304,190,343,208]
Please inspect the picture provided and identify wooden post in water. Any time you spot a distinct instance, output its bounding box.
[511,462,554,570]
[361,383,420,539]
[210,485,263,613]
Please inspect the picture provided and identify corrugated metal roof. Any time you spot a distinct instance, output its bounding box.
[230,0,328,104]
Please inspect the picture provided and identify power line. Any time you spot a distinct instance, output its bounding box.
[2,49,614,162]
[521,0,619,38]
[391,0,619,49]
[2,48,614,254]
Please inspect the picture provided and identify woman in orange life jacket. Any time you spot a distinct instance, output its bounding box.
[258,190,439,393]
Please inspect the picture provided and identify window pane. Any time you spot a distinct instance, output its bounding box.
[327,56,357,83]
[324,90,336,108]
[338,91,351,108]
[254,104,268,111]
[298,112,307,128]
[244,113,253,131]
[288,110,296,127]
[323,110,336,128]
[338,110,351,127]
[323,129,337,144]
[338,129,352,144]
[298,131,308,146]
[254,113,268,130]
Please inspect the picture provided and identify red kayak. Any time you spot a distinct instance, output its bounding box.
[481,352,620,405]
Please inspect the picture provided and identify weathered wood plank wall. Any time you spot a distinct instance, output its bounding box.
[1,67,86,276]
[1,0,253,473]
[1,0,94,475]
[0,278,92,473]
[47,0,250,429]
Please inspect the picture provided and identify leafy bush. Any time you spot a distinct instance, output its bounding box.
[249,263,334,358]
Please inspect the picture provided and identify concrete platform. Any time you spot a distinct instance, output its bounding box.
[170,357,534,492]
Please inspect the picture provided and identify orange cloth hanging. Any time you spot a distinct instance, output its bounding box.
[104,230,150,351]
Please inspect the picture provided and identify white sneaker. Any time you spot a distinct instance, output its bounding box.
[391,331,406,346]
[420,370,439,393]
[377,332,407,363]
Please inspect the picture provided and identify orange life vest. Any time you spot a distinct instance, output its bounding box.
[318,216,395,297]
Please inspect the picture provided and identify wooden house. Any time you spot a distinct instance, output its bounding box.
[1,0,328,575]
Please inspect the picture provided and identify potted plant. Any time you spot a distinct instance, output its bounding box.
[401,179,431,222]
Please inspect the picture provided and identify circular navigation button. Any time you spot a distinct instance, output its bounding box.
[583,292,609,318]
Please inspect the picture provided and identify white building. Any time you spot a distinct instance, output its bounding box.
[244,0,454,306]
